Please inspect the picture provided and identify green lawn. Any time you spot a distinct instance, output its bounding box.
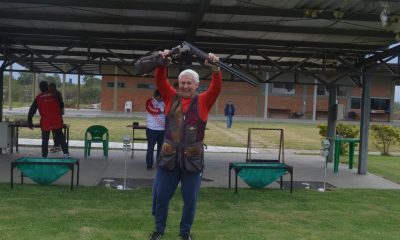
[0,185,399,240]
[340,155,400,183]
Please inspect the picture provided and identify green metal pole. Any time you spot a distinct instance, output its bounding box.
[334,139,340,173]
[349,142,355,169]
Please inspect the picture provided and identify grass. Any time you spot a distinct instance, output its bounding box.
[12,116,400,151]
[340,155,400,183]
[0,185,399,240]
[368,155,400,183]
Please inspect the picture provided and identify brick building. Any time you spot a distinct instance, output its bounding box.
[100,70,395,121]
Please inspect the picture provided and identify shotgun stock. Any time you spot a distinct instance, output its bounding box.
[134,44,188,75]
[134,42,258,87]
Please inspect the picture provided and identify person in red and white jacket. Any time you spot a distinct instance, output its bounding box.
[145,89,165,169]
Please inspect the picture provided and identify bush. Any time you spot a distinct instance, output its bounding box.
[370,125,400,155]
[317,123,359,154]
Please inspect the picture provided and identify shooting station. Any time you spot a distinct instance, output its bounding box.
[1,0,400,189]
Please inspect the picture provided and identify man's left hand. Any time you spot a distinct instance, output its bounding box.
[205,53,219,65]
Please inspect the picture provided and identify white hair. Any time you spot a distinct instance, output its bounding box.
[178,69,199,83]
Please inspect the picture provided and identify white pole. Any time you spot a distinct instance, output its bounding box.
[312,79,317,121]
[121,136,131,190]
[263,72,269,119]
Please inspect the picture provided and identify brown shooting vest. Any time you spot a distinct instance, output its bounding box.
[157,94,206,172]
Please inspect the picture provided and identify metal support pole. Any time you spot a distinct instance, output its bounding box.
[263,72,269,119]
[302,85,307,115]
[358,73,371,175]
[327,85,337,163]
[113,67,118,112]
[0,67,4,122]
[8,64,12,110]
[62,64,66,98]
[312,79,317,121]
[77,74,81,110]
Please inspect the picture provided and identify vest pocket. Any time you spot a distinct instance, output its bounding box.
[157,143,177,171]
[182,146,204,172]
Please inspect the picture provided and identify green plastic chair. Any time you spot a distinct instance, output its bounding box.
[84,125,109,158]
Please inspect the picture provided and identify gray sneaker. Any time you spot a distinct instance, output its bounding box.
[148,231,163,240]
[181,233,192,240]
[50,146,61,153]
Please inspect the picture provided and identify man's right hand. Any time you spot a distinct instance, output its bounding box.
[159,49,170,58]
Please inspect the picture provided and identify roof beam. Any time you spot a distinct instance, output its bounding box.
[199,22,392,38]
[0,0,196,12]
[0,11,391,38]
[0,0,381,22]
[357,44,400,67]
[5,47,329,60]
[0,27,384,52]
[0,11,188,29]
[186,0,210,42]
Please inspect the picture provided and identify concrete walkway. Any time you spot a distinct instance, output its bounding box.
[1,143,399,190]
[2,107,400,190]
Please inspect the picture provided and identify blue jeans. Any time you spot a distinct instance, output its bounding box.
[152,167,202,235]
[146,128,164,168]
[226,115,233,128]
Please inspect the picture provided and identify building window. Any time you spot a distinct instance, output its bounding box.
[137,83,155,89]
[271,83,295,95]
[317,85,328,96]
[351,97,361,109]
[107,82,125,88]
[371,98,390,111]
[351,97,390,111]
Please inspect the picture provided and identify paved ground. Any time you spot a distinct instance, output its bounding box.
[2,107,400,190]
[1,144,399,191]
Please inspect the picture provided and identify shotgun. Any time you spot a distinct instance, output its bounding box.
[134,41,258,87]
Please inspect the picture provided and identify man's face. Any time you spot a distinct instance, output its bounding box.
[179,74,198,98]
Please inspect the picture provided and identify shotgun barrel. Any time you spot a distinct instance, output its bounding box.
[135,42,258,87]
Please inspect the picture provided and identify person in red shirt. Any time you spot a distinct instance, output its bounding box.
[149,52,221,240]
[28,81,69,158]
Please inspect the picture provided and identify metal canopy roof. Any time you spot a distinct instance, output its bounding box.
[1,0,400,85]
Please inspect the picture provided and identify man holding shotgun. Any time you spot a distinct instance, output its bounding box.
[148,50,221,240]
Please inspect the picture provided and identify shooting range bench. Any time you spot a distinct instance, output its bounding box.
[11,157,80,190]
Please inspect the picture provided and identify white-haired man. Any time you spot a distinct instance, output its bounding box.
[149,52,221,240]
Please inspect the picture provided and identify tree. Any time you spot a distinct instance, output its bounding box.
[81,75,101,104]
[393,101,400,113]
[17,72,33,85]
[317,123,359,155]
[44,73,61,86]
[371,125,400,155]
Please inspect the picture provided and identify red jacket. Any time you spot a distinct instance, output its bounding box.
[36,92,63,131]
